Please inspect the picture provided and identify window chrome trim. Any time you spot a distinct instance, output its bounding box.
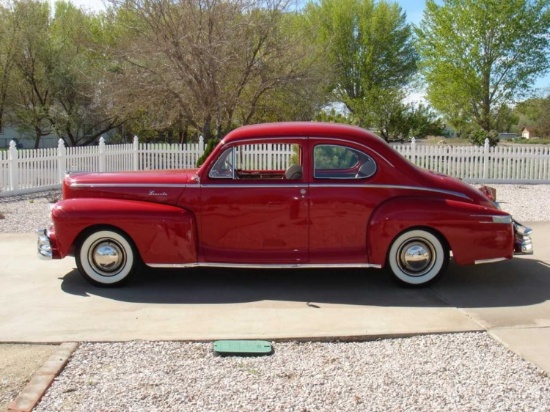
[313,143,377,180]
[314,136,395,167]
[208,146,234,180]
[227,136,309,145]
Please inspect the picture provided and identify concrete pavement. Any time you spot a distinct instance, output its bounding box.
[0,223,549,373]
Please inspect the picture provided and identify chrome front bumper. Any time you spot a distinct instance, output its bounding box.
[513,220,533,255]
[37,229,52,260]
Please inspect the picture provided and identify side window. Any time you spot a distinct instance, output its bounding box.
[314,144,376,180]
[209,147,235,179]
[209,143,303,181]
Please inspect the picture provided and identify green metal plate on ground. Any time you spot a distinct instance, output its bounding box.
[213,340,273,356]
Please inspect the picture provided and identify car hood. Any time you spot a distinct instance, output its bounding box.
[62,169,199,205]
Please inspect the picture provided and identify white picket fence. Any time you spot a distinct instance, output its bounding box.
[1,136,550,196]
[397,139,550,184]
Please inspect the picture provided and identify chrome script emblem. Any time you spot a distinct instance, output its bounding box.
[149,190,168,196]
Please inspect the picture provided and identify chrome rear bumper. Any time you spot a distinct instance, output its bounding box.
[37,229,52,260]
[513,220,533,255]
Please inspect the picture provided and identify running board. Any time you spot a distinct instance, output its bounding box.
[146,262,383,270]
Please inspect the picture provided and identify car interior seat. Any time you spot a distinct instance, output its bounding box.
[284,164,303,180]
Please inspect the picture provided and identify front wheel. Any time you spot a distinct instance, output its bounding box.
[387,229,449,286]
[76,229,138,287]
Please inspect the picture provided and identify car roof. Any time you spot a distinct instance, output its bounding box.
[223,122,386,147]
[219,122,410,170]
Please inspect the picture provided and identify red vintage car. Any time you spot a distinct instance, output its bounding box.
[37,122,533,287]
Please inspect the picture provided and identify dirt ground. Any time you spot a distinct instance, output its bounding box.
[0,344,57,411]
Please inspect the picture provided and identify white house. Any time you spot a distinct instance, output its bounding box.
[0,125,58,149]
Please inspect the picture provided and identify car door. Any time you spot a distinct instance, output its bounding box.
[199,138,309,264]
[308,141,379,264]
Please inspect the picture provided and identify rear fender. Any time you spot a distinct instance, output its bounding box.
[51,198,198,264]
[367,197,514,266]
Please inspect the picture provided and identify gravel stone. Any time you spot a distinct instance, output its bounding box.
[34,334,550,412]
[0,190,60,233]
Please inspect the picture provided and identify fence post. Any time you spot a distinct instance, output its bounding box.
[483,138,490,182]
[57,139,66,183]
[99,137,106,172]
[133,136,139,171]
[8,140,18,191]
[199,135,204,155]
[411,137,416,164]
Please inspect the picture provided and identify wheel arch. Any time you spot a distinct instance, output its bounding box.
[74,224,140,260]
[367,196,456,268]
[52,198,199,265]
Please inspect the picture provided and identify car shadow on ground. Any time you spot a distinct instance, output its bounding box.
[59,256,550,309]
[434,256,550,308]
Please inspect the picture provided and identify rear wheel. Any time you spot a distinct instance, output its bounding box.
[76,229,138,287]
[387,229,449,286]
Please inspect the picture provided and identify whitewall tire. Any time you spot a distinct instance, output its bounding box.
[387,229,449,286]
[76,229,138,286]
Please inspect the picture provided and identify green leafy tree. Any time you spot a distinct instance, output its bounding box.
[513,95,550,138]
[0,2,19,132]
[3,0,122,147]
[416,0,550,133]
[467,129,499,147]
[196,138,219,167]
[305,0,417,137]
[407,104,446,139]
[48,1,123,146]
[315,108,355,125]
[8,0,55,148]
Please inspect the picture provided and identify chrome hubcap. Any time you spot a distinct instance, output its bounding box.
[397,239,435,276]
[89,239,126,276]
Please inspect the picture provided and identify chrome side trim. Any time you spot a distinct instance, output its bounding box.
[36,229,52,260]
[200,184,308,189]
[475,257,509,265]
[470,214,513,224]
[199,183,472,199]
[146,262,382,270]
[70,183,189,188]
[310,183,472,200]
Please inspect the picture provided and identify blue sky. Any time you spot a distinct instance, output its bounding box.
[395,0,427,25]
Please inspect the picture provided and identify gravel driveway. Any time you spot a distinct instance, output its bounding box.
[1,185,550,411]
[34,335,550,412]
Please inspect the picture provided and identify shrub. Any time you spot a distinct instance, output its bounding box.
[467,129,499,147]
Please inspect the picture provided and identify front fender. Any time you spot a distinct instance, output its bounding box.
[51,198,198,264]
[367,197,514,266]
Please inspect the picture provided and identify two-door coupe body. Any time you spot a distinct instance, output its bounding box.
[37,122,533,286]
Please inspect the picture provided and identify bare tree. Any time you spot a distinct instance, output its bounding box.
[102,0,319,140]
